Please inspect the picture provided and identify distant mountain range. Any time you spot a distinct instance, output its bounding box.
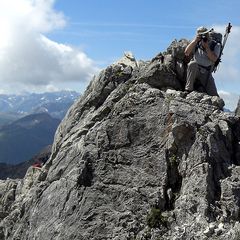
[0,91,79,125]
[0,112,60,165]
[0,112,21,127]
[0,91,79,167]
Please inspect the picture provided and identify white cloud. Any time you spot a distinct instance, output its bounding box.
[0,0,99,94]
[218,90,239,111]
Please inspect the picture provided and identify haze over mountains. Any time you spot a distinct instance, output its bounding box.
[0,91,79,167]
[0,112,60,165]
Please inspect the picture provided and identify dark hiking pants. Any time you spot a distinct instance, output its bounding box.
[185,61,218,96]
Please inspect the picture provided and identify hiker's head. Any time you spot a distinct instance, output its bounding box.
[197,26,209,34]
[197,26,210,42]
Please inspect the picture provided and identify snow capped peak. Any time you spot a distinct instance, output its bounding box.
[0,90,80,119]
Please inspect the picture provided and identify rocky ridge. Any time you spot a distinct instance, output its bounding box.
[0,39,240,240]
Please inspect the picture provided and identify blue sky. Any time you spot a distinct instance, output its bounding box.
[0,0,239,110]
[51,0,239,62]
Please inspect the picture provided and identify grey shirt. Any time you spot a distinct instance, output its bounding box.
[193,42,221,67]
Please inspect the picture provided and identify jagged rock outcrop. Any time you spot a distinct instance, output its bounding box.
[0,40,240,240]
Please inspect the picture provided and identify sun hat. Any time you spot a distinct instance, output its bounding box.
[196,26,211,35]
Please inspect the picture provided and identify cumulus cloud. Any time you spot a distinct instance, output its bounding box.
[212,24,240,110]
[0,0,99,94]
[218,90,239,111]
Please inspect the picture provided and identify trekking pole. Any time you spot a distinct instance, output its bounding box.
[222,23,232,50]
[213,23,232,72]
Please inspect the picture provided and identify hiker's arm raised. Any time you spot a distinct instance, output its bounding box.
[185,35,201,56]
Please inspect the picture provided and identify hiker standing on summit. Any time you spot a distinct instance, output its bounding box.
[184,26,221,96]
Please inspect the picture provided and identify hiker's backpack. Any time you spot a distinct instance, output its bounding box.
[208,30,223,71]
[209,30,222,51]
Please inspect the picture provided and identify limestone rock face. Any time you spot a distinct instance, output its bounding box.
[1,40,240,240]
[0,180,18,221]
